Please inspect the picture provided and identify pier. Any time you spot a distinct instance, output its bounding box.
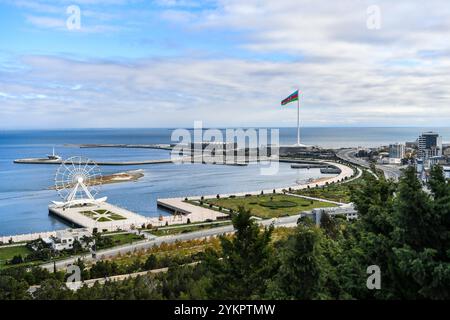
[48,202,150,232]
[14,158,175,166]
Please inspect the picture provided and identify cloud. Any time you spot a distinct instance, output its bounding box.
[1,50,450,129]
[2,0,450,128]
[25,15,66,29]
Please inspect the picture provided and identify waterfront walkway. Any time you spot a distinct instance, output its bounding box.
[3,159,355,244]
[157,160,355,224]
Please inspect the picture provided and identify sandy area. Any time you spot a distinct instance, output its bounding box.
[49,170,144,189]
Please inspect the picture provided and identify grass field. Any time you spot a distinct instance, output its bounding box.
[294,170,368,203]
[0,245,32,267]
[81,209,126,222]
[103,233,145,246]
[199,194,335,219]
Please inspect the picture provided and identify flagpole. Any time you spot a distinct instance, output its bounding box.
[297,93,300,146]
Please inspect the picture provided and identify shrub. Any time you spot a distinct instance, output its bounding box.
[9,255,24,265]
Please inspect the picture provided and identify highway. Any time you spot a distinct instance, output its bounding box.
[336,148,402,181]
[40,215,300,271]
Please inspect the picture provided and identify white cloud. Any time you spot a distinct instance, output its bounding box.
[2,0,450,128]
[25,15,66,29]
[1,50,450,129]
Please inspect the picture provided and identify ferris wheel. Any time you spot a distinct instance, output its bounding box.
[53,156,107,207]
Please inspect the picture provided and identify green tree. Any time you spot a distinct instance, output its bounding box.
[206,208,275,299]
[393,166,435,250]
[267,225,326,299]
[33,279,73,300]
[0,276,30,300]
[144,254,158,270]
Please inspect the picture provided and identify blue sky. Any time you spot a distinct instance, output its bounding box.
[0,0,450,128]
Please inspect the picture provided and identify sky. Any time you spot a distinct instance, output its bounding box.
[0,0,449,129]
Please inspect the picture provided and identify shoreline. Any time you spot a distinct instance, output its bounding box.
[1,160,356,240]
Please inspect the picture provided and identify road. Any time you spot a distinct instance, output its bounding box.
[40,215,300,271]
[336,148,402,181]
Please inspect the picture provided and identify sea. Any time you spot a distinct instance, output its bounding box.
[0,127,449,236]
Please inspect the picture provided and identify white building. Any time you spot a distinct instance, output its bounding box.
[42,228,91,251]
[389,143,405,164]
[444,166,450,179]
[300,204,358,226]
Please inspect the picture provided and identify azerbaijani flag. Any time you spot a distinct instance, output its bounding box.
[281,90,299,106]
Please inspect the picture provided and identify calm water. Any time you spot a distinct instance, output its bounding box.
[0,127,449,235]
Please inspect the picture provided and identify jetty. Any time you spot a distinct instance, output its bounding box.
[14,158,175,166]
[76,143,173,150]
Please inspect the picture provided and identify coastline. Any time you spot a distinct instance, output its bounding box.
[1,160,357,240]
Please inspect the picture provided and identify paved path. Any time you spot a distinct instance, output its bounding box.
[285,193,346,206]
[0,242,27,248]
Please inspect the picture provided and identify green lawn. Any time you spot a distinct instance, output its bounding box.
[199,194,335,219]
[294,170,369,203]
[81,209,126,222]
[104,233,145,246]
[0,245,32,267]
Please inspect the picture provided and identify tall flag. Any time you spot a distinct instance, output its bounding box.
[281,90,299,106]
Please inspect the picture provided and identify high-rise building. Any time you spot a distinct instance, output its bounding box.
[418,131,442,160]
[389,143,405,160]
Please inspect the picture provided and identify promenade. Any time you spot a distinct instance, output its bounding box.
[157,160,355,223]
[2,159,355,245]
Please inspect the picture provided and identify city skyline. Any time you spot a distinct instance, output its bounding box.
[1,0,450,129]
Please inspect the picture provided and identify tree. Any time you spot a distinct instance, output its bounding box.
[144,254,158,270]
[428,165,449,199]
[393,166,435,250]
[0,276,30,300]
[206,207,275,299]
[33,279,73,300]
[9,255,24,265]
[351,172,395,235]
[320,212,339,239]
[267,225,325,299]
[390,165,450,299]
